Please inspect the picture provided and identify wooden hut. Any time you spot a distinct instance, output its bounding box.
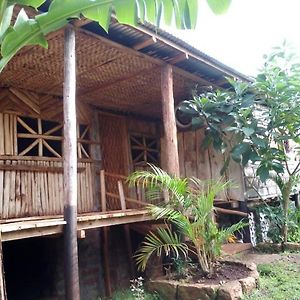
[0,10,251,299]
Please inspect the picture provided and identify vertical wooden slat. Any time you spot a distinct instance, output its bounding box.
[177,132,185,177]
[0,114,4,155]
[3,161,10,218]
[9,114,14,155]
[100,170,106,212]
[38,118,43,157]
[117,180,126,211]
[63,26,80,300]
[9,161,16,218]
[13,115,17,155]
[15,168,21,218]
[161,65,180,177]
[0,161,3,219]
[90,111,102,210]
[4,114,10,155]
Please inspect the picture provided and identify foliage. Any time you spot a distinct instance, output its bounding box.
[244,261,300,300]
[110,287,162,300]
[0,0,232,73]
[130,277,145,300]
[256,203,300,243]
[128,164,246,276]
[179,44,300,242]
[171,256,195,279]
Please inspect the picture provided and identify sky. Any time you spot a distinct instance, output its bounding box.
[166,0,300,76]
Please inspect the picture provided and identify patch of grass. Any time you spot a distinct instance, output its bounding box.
[109,289,162,300]
[244,262,300,300]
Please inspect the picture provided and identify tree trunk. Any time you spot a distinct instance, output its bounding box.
[282,179,293,244]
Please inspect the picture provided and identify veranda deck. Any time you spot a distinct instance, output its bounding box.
[0,208,151,242]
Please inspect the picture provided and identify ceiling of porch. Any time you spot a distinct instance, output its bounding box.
[0,26,200,118]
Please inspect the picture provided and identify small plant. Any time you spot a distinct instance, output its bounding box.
[130,277,145,300]
[128,165,246,276]
[171,256,195,279]
[256,203,300,243]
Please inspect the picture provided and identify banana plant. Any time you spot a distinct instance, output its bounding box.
[128,164,245,276]
[0,0,232,73]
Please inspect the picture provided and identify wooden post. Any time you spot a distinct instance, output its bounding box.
[63,27,80,300]
[117,181,135,277]
[0,233,7,300]
[161,65,180,177]
[100,172,112,297]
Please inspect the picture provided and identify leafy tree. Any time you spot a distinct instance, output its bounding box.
[179,44,300,243]
[128,164,245,275]
[0,0,232,73]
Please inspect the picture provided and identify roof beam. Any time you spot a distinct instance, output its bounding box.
[133,36,157,50]
[167,53,189,64]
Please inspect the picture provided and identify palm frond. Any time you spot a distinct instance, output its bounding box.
[217,220,247,245]
[134,227,189,271]
[128,164,188,205]
[149,205,191,235]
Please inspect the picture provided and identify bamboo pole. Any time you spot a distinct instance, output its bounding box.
[63,27,80,300]
[161,65,180,177]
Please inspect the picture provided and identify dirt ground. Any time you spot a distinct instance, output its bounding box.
[227,249,300,265]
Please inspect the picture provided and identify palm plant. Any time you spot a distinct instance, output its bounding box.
[128,165,246,276]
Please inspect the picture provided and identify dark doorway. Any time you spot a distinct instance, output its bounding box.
[3,237,60,300]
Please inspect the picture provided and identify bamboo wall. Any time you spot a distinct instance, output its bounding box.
[0,88,98,220]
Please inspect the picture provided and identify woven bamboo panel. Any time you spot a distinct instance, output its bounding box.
[98,113,130,210]
[0,27,198,118]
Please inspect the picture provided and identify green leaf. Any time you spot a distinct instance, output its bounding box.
[145,0,157,24]
[186,0,198,28]
[242,127,255,137]
[161,0,173,25]
[231,142,250,157]
[251,136,267,148]
[114,0,138,26]
[271,162,284,174]
[207,0,231,15]
[0,0,199,72]
[0,5,13,42]
[8,0,46,9]
[241,94,255,108]
[84,3,112,32]
[257,165,270,182]
[1,8,48,57]
[191,116,205,129]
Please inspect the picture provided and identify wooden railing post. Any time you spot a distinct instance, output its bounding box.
[161,64,180,177]
[63,26,80,300]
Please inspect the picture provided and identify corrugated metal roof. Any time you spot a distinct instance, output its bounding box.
[105,21,252,86]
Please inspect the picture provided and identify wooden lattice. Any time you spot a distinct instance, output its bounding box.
[17,116,63,157]
[130,134,160,168]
